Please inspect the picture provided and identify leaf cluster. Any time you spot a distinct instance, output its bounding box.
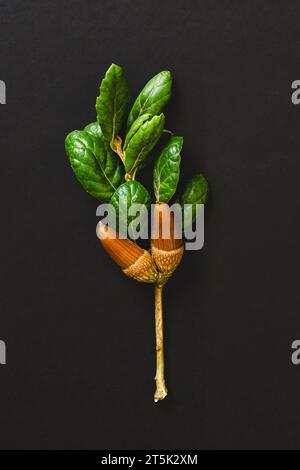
[65,64,208,232]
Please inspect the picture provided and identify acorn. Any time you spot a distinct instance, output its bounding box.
[97,222,159,283]
[151,203,184,278]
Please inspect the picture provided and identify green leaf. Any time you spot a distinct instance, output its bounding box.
[65,130,123,201]
[124,113,152,150]
[181,174,209,225]
[95,64,130,143]
[127,71,172,129]
[110,180,150,236]
[83,122,124,189]
[84,121,103,139]
[153,136,183,203]
[124,114,165,175]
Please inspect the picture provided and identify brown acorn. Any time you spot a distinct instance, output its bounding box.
[151,202,184,278]
[97,222,158,283]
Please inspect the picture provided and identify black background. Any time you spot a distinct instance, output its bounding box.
[0,0,299,450]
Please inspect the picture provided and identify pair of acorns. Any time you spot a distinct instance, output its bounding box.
[97,203,184,284]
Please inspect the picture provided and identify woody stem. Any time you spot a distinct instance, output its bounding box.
[154,283,168,402]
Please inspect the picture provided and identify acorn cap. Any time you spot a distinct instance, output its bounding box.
[97,222,158,283]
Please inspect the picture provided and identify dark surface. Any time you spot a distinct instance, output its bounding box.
[0,0,300,450]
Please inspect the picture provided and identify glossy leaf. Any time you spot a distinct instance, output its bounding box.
[124,114,165,175]
[153,136,183,203]
[84,121,103,139]
[124,113,152,150]
[110,180,150,236]
[127,71,172,129]
[83,122,124,189]
[65,130,123,201]
[96,64,130,143]
[181,174,208,225]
